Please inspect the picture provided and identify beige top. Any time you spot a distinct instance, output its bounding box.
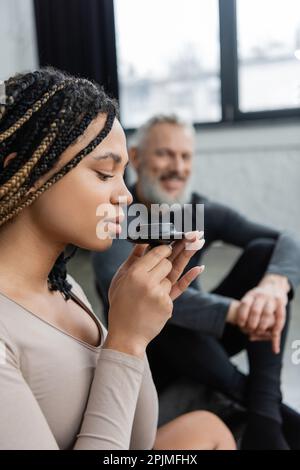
[0,275,158,450]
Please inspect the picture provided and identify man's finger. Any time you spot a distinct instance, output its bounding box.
[272,300,286,354]
[236,296,253,328]
[246,296,266,331]
[250,332,273,341]
[272,333,281,354]
[255,300,276,333]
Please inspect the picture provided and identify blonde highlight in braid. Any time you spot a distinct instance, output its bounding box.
[0,129,58,199]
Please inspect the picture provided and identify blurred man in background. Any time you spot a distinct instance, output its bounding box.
[92,114,300,449]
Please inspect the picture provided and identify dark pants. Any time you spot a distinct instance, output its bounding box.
[146,238,291,423]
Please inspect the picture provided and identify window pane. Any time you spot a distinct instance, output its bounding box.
[114,0,221,128]
[237,0,300,112]
[0,0,38,81]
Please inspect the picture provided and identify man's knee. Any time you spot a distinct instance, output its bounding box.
[245,237,276,257]
[242,238,276,273]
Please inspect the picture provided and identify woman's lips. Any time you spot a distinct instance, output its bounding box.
[105,213,125,224]
[104,215,124,236]
[106,221,122,235]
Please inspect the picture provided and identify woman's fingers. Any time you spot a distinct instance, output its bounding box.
[184,230,204,251]
[151,258,173,283]
[124,231,204,297]
[168,231,204,263]
[160,278,172,294]
[122,243,149,269]
[135,244,173,272]
[168,235,205,285]
[170,265,205,300]
[110,244,149,286]
[255,314,274,335]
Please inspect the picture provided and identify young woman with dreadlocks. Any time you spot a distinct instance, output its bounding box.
[0,68,235,450]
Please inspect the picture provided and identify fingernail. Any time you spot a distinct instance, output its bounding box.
[185,230,204,239]
[184,232,193,239]
[199,238,205,248]
[199,264,205,272]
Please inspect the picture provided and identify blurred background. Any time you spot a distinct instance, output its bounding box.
[0,0,299,410]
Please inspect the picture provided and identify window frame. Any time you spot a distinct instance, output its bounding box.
[112,0,300,130]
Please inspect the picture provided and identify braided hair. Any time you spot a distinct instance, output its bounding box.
[0,67,118,300]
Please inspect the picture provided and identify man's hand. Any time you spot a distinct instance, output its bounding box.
[227,274,290,354]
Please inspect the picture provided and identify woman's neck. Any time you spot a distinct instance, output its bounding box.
[0,214,66,295]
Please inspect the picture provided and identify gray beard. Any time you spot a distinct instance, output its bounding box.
[139,171,193,206]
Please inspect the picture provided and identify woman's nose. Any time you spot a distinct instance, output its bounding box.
[125,187,133,205]
[112,182,133,206]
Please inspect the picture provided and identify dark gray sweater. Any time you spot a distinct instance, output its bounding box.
[92,185,300,338]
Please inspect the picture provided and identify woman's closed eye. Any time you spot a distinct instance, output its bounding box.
[95,171,114,181]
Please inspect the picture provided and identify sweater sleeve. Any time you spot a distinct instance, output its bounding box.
[0,321,59,450]
[0,320,146,450]
[73,348,145,450]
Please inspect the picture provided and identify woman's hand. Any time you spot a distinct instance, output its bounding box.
[104,231,205,357]
[167,231,205,300]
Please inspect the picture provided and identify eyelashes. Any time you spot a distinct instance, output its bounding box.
[95,171,114,181]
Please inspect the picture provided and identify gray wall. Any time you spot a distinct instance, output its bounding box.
[128,119,300,234]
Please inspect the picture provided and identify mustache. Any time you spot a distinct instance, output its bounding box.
[160,172,186,181]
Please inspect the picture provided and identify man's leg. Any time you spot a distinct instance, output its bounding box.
[213,239,286,415]
[147,323,247,401]
[212,238,293,448]
[146,322,249,441]
[148,238,284,403]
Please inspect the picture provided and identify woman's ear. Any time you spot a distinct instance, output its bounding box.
[3,152,17,168]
